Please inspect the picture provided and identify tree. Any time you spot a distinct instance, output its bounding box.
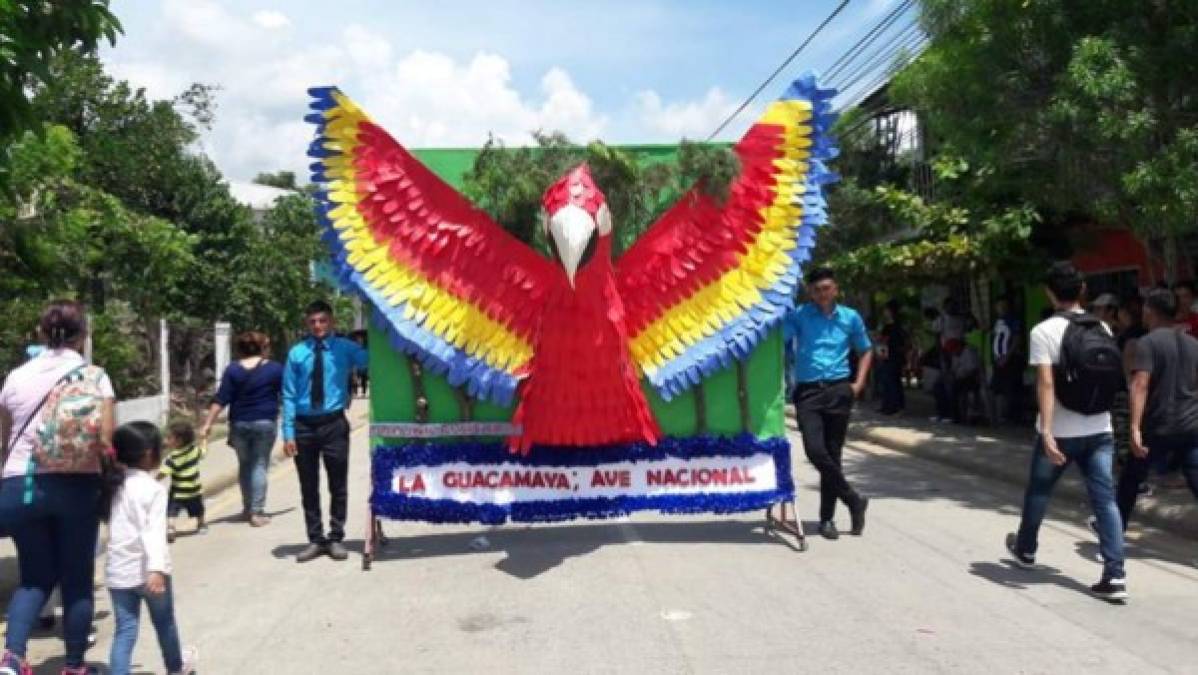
[253,170,300,191]
[0,0,121,140]
[890,0,1198,279]
[4,53,330,403]
[0,123,194,393]
[462,132,738,257]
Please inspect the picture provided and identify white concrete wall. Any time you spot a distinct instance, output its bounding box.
[115,395,166,425]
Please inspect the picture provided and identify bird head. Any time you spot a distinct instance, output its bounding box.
[541,163,612,287]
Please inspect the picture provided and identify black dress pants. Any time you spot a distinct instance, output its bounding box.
[794,382,862,522]
[294,412,350,544]
[1115,435,1198,530]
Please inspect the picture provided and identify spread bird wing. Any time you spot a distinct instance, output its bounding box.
[614,74,839,400]
[305,87,559,406]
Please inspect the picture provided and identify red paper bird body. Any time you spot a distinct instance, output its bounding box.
[514,166,661,451]
[305,75,837,453]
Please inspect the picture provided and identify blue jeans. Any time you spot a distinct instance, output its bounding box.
[0,475,100,667]
[109,580,183,675]
[229,419,277,515]
[1016,433,1125,580]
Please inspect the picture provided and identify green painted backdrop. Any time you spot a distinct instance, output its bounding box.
[366,147,788,440]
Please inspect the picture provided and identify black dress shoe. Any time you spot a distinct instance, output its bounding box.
[327,541,349,561]
[296,543,327,563]
[818,521,840,540]
[850,496,870,535]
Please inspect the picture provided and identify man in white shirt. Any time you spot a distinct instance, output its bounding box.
[1006,261,1127,601]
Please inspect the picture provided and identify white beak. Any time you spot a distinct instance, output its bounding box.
[548,203,596,287]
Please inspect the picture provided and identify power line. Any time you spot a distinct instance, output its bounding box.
[830,17,921,90]
[837,32,927,103]
[823,0,914,83]
[834,38,931,139]
[705,0,852,141]
[823,0,912,81]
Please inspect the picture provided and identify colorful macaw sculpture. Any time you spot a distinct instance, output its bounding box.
[305,74,837,454]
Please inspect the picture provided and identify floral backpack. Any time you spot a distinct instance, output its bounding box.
[30,365,109,474]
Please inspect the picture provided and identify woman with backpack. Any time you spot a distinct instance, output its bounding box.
[0,300,116,675]
[198,331,284,527]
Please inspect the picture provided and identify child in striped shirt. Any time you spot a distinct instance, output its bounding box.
[159,420,206,542]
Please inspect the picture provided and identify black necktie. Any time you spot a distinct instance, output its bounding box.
[312,339,326,410]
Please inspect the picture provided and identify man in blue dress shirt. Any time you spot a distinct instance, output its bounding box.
[784,267,874,540]
[283,300,368,562]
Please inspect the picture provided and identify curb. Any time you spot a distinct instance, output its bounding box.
[787,409,1198,541]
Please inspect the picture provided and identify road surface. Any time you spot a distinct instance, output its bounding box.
[11,426,1198,673]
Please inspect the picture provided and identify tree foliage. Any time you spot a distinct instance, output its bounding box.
[0,0,121,139]
[891,0,1198,260]
[1,53,328,404]
[462,132,739,257]
[821,0,1198,289]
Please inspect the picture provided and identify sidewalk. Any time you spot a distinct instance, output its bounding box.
[797,390,1198,541]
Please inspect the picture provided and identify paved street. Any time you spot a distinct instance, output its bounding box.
[6,423,1198,673]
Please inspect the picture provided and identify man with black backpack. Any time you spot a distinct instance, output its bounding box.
[1006,262,1128,602]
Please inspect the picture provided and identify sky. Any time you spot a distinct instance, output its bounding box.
[101,0,902,182]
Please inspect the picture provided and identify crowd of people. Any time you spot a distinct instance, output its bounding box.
[786,262,1198,602]
[0,299,365,673]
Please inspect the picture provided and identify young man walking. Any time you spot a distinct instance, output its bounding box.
[784,267,873,541]
[1116,288,1198,527]
[283,300,368,563]
[1006,262,1128,601]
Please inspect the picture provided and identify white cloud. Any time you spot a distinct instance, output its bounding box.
[103,0,747,181]
[343,24,392,69]
[634,87,739,139]
[252,10,290,30]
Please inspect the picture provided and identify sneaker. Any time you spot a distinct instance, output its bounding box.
[327,541,349,561]
[171,646,199,675]
[296,543,326,563]
[250,514,271,527]
[0,651,32,675]
[850,496,870,535]
[818,521,840,540]
[167,526,177,544]
[87,623,97,647]
[1090,577,1128,602]
[1005,533,1036,569]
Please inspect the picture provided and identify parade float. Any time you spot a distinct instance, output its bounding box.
[303,73,838,568]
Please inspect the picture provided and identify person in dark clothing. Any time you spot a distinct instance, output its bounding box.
[990,296,1026,424]
[282,301,368,563]
[1110,294,1147,464]
[932,298,967,423]
[784,267,873,541]
[1117,288,1198,529]
[200,331,284,527]
[876,300,907,415]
